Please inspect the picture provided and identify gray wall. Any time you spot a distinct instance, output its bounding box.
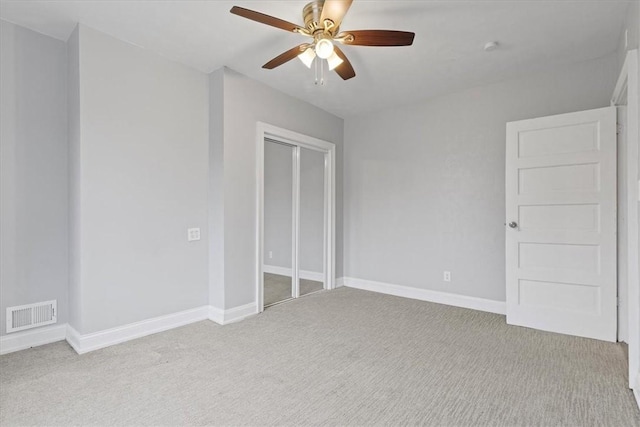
[210,67,343,309]
[67,26,81,330]
[343,53,620,302]
[69,26,209,334]
[0,21,68,336]
[617,1,639,71]
[208,68,225,309]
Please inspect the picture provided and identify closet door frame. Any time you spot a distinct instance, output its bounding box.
[256,122,336,313]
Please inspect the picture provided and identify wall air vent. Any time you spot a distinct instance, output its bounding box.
[6,300,57,333]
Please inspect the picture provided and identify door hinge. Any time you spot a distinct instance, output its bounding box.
[617,123,623,135]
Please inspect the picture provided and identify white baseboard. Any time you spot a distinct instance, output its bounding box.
[263,265,324,282]
[262,265,291,277]
[5,302,260,355]
[65,325,82,353]
[0,323,67,355]
[66,306,209,354]
[209,302,258,325]
[342,277,506,315]
[335,277,345,288]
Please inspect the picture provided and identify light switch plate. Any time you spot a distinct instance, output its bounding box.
[187,228,201,242]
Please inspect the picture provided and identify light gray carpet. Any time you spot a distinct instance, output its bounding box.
[1,287,639,426]
[263,272,323,306]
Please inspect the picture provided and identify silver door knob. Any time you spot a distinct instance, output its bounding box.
[508,221,518,229]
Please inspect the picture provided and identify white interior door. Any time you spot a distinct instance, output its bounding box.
[506,106,617,342]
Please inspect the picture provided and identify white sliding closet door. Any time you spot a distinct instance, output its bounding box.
[263,139,294,306]
[299,147,326,297]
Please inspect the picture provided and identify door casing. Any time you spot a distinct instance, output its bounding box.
[612,49,640,392]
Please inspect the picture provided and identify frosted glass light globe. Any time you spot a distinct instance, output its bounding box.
[298,48,316,68]
[326,51,343,70]
[315,38,334,59]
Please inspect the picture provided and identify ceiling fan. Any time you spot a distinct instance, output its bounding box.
[230,0,415,81]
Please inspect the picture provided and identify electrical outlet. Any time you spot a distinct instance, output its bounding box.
[268,251,273,259]
[443,271,451,282]
[187,228,200,242]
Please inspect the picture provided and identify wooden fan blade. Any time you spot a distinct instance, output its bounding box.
[333,46,355,80]
[263,45,307,69]
[230,6,302,33]
[320,0,353,29]
[339,30,415,46]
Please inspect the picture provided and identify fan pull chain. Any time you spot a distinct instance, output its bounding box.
[314,57,326,86]
[314,56,318,85]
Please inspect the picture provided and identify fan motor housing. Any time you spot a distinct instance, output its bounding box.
[303,1,339,35]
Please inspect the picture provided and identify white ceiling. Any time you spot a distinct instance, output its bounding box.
[0,0,630,118]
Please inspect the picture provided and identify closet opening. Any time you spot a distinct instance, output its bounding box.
[256,123,336,312]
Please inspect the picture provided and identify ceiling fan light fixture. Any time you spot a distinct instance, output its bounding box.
[326,51,344,70]
[230,2,416,82]
[298,47,316,68]
[315,38,334,59]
